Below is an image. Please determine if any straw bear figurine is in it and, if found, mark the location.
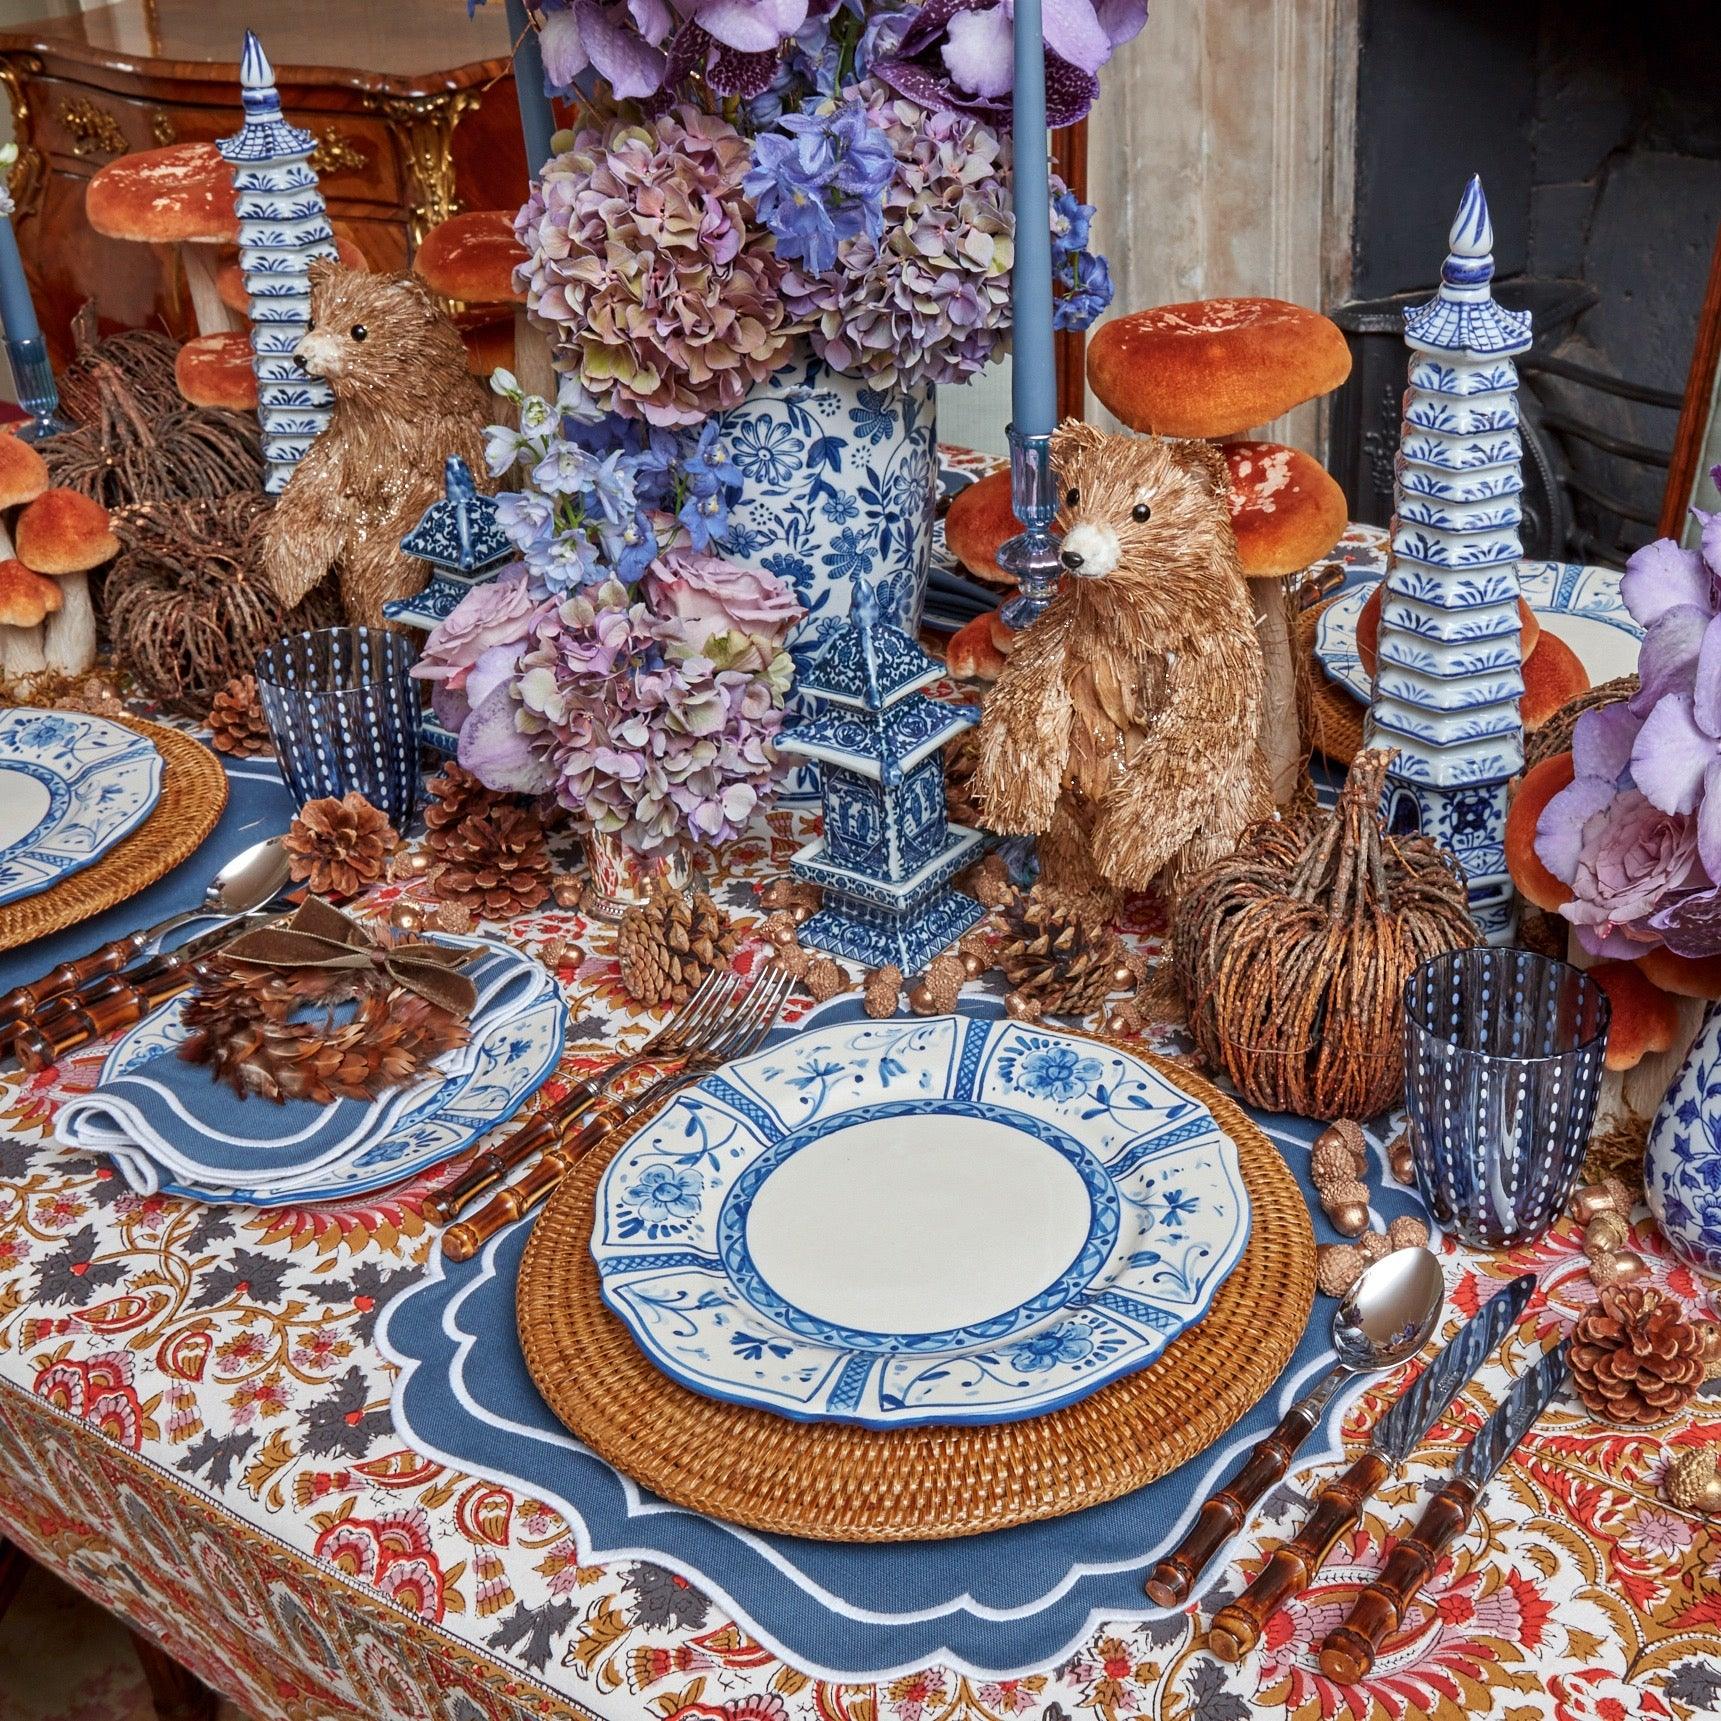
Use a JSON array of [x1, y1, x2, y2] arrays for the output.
[[260, 261, 490, 628], [973, 419, 1270, 906]]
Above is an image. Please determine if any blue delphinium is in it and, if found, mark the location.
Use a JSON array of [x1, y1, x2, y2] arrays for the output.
[[1050, 188, 1113, 332], [745, 97, 895, 274]]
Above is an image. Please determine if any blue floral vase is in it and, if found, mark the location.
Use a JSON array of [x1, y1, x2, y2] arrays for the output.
[[714, 350, 938, 801], [1645, 1001, 1721, 1280]]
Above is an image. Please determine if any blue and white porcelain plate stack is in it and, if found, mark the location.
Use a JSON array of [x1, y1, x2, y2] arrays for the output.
[[592, 1015, 1250, 1428]]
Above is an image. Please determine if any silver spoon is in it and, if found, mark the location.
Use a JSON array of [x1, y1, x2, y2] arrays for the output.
[[1144, 1245, 1444, 1606], [0, 835, 295, 1029]]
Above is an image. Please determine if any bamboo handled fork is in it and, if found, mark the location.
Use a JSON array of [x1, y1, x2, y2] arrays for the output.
[[441, 964, 797, 1262], [423, 968, 744, 1224]]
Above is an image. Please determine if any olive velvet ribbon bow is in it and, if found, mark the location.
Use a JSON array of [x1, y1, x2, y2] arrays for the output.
[[222, 897, 478, 1021]]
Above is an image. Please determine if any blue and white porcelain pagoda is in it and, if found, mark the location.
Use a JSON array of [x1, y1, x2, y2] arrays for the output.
[[218, 32, 338, 494], [780, 580, 985, 972], [1364, 175, 1532, 943], [383, 454, 513, 754]]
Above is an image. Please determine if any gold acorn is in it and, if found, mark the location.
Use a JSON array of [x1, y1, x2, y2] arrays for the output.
[[388, 900, 426, 932], [1317, 1243, 1365, 1297], [1571, 1177, 1632, 1226], [1356, 1228, 1392, 1264], [1388, 1132, 1415, 1185], [1662, 1446, 1720, 1514], [1590, 1249, 1649, 1289], [1324, 1199, 1371, 1241], [1584, 1213, 1631, 1259], [1698, 1321, 1721, 1383]]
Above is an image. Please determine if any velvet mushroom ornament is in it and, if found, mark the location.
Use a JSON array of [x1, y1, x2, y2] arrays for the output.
[[413, 209, 549, 397], [0, 436, 51, 674], [944, 468, 1022, 589], [12, 488, 118, 675], [86, 142, 239, 336], [175, 332, 259, 413]]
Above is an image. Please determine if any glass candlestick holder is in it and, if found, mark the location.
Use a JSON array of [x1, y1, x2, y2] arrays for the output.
[[6, 335, 72, 442], [997, 423, 1064, 631]]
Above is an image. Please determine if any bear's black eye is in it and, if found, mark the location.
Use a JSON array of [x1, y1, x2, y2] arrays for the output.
[[1064, 487, 1079, 508], [1131, 502, 1152, 523], [350, 324, 368, 342]]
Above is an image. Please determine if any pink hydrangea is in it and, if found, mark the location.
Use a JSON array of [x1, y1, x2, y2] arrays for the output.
[[515, 106, 796, 427]]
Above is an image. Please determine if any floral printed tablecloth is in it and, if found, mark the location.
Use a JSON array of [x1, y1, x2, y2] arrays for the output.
[[2, 627, 1719, 1719]]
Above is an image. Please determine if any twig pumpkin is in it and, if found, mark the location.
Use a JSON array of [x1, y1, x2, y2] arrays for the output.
[[1172, 749, 1476, 1118]]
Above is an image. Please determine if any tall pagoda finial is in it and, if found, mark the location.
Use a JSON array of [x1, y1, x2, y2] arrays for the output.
[[220, 30, 316, 163], [1405, 174, 1529, 358]]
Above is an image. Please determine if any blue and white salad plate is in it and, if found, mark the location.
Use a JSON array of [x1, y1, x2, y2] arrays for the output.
[[75, 939, 566, 1207], [1315, 561, 1641, 706], [0, 709, 162, 907], [591, 1016, 1250, 1428]]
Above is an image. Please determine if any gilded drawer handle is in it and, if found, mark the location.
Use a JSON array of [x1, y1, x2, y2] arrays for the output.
[[58, 95, 127, 159], [310, 129, 366, 175]]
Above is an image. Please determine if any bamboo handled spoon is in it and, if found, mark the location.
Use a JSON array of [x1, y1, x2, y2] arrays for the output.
[[1145, 1247, 1444, 1607]]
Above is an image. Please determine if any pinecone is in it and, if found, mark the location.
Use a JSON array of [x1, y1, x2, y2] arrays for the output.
[[1570, 1285, 1706, 1425], [424, 762, 495, 859], [432, 805, 552, 920], [617, 882, 739, 1004], [207, 674, 272, 757], [996, 886, 1122, 1016], [944, 725, 985, 828], [283, 792, 399, 898]]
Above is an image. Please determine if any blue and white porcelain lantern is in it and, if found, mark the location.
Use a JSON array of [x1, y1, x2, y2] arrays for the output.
[[780, 579, 984, 974], [218, 31, 338, 494], [1364, 175, 1532, 943], [382, 454, 514, 754]]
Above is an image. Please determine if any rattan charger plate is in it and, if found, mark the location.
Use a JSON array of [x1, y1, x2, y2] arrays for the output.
[[1298, 598, 1364, 768], [518, 1043, 1315, 1542], [0, 717, 228, 952]]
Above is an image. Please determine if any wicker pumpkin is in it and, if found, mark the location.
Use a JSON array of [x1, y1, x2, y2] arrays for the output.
[[1172, 748, 1476, 1118]]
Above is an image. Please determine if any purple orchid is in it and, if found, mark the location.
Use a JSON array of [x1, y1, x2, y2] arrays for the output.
[[872, 0, 1147, 126], [538, 0, 674, 99]]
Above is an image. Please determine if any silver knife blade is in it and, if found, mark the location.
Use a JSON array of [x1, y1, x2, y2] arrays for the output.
[[1454, 1338, 1569, 1489], [1370, 1272, 1536, 1465]]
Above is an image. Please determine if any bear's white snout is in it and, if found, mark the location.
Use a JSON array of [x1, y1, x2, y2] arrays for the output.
[[1059, 521, 1120, 578], [295, 328, 347, 379]]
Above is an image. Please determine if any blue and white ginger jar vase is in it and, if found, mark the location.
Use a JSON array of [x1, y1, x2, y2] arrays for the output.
[[1645, 1001, 1721, 1280], [714, 352, 937, 801]]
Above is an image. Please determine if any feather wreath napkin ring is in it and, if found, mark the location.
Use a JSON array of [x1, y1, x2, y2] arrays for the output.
[[177, 898, 478, 1104]]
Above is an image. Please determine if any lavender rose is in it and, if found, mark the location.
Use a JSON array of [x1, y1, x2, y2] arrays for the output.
[[412, 569, 543, 693], [643, 549, 802, 658]]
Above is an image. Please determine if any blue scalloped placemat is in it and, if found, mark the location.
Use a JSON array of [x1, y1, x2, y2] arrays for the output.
[[380, 995, 1430, 1681]]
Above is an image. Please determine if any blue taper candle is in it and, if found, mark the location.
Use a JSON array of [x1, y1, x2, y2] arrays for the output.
[[0, 206, 40, 347], [1009, 0, 1056, 438], [505, 0, 557, 177]]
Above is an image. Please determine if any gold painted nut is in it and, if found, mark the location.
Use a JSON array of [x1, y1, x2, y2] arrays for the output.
[[1324, 1199, 1370, 1240], [1316, 1243, 1365, 1298], [1583, 1212, 1631, 1260], [1589, 1249, 1649, 1289], [1386, 1215, 1429, 1253]]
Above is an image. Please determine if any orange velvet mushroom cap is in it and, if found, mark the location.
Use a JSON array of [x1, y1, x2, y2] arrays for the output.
[[1086, 298, 1352, 439], [1505, 750, 1575, 912], [946, 606, 1016, 681], [1587, 961, 1683, 1072], [174, 332, 259, 411], [15, 490, 119, 577], [1639, 946, 1721, 1001], [943, 469, 1021, 588], [217, 233, 368, 315], [86, 143, 238, 244], [0, 558, 62, 626], [415, 210, 528, 304], [1358, 582, 1541, 680], [1520, 631, 1590, 729], [0, 433, 50, 511], [460, 317, 516, 379], [1224, 441, 1348, 577]]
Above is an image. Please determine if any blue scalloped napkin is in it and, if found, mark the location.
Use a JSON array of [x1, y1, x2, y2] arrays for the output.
[[56, 946, 541, 1195]]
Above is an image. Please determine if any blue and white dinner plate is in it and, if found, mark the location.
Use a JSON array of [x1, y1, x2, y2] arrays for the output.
[[81, 940, 565, 1207], [0, 709, 162, 907], [1315, 560, 1641, 705], [592, 1015, 1250, 1428]]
